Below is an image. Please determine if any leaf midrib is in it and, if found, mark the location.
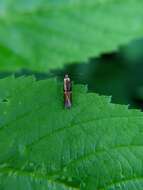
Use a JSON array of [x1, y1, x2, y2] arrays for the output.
[[0, 166, 79, 190], [100, 176, 143, 190], [1, 145, 143, 190]]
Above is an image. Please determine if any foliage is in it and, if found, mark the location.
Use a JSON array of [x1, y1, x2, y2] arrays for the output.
[[0, 0, 143, 71], [0, 0, 143, 189], [0, 77, 143, 189]]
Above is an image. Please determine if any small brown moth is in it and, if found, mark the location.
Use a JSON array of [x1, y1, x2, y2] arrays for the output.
[[64, 74, 72, 108]]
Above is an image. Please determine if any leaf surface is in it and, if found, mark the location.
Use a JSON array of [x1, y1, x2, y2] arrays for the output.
[[0, 0, 143, 71], [0, 77, 143, 189]]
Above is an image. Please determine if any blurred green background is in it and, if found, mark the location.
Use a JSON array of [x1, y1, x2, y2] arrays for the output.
[[1, 38, 143, 110]]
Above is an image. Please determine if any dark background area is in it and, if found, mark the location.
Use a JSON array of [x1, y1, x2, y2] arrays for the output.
[[1, 38, 143, 110]]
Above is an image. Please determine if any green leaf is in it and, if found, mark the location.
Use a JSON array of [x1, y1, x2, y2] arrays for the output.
[[0, 0, 143, 71], [0, 76, 143, 189]]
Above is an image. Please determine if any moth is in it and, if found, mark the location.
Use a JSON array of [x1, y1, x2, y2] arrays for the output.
[[64, 74, 72, 108]]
